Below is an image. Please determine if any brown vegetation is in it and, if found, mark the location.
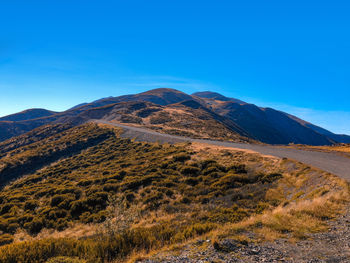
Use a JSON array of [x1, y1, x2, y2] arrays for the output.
[[0, 123, 347, 262]]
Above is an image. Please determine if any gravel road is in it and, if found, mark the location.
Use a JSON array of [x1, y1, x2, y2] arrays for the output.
[[95, 120, 350, 181]]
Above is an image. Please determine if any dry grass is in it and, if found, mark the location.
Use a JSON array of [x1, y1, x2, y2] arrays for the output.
[[127, 143, 350, 261], [13, 223, 98, 243], [2, 129, 349, 262], [187, 142, 350, 242], [219, 188, 348, 241], [214, 166, 349, 242], [288, 144, 350, 158]]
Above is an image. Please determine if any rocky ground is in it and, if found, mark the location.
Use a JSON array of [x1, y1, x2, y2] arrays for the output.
[[137, 209, 350, 263]]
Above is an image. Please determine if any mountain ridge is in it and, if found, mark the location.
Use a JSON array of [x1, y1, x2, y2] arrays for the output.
[[0, 88, 348, 145]]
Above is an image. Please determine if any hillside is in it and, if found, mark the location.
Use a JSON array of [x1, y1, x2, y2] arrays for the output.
[[288, 115, 350, 143], [192, 91, 245, 104], [0, 109, 56, 122], [195, 94, 334, 145], [99, 100, 251, 142], [0, 88, 348, 145], [0, 123, 347, 262]]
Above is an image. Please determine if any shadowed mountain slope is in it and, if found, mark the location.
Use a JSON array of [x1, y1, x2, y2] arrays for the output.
[[192, 91, 245, 104], [194, 94, 335, 145], [286, 114, 350, 144], [0, 109, 56, 122]]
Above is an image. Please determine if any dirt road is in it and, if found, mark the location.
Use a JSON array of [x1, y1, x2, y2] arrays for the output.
[[96, 120, 350, 180]]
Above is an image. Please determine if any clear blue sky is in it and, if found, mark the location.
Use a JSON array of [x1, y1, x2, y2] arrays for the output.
[[0, 0, 349, 134]]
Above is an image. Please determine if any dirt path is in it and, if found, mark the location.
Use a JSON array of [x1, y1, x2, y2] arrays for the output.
[[95, 120, 350, 181]]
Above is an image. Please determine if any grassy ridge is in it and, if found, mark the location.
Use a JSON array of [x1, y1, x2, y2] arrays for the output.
[[0, 124, 113, 186]]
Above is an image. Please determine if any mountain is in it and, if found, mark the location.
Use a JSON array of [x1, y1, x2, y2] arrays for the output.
[[206, 101, 333, 145], [193, 93, 335, 145], [286, 114, 350, 144], [0, 109, 56, 122], [0, 88, 348, 145], [90, 88, 195, 108], [99, 100, 251, 142]]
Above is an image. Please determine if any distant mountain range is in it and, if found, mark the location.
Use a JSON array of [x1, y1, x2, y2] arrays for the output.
[[0, 88, 349, 145]]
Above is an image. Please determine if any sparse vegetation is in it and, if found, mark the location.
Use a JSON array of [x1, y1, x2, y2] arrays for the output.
[[0, 123, 347, 262]]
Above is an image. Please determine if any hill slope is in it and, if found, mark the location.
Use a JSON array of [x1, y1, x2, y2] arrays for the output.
[[287, 115, 350, 143], [197, 98, 333, 145], [99, 100, 251, 142], [0, 109, 56, 122]]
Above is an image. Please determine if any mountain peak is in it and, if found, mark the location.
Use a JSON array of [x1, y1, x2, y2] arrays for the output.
[[140, 88, 186, 95], [135, 88, 193, 105]]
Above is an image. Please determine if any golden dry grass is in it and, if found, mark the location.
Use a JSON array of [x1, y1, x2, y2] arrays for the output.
[[288, 144, 350, 158], [1, 126, 349, 262], [189, 142, 350, 242]]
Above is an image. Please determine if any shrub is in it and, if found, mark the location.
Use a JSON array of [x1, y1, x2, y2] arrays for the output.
[[229, 164, 247, 174], [24, 200, 38, 211], [261, 173, 283, 183], [86, 192, 108, 209], [51, 195, 75, 208], [180, 166, 200, 176], [0, 204, 13, 215], [173, 153, 191, 162], [180, 197, 191, 204], [200, 159, 217, 169], [25, 218, 43, 235], [0, 234, 13, 246], [184, 177, 199, 186], [70, 200, 89, 218]]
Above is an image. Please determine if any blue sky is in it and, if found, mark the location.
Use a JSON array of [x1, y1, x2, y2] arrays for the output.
[[0, 0, 349, 134]]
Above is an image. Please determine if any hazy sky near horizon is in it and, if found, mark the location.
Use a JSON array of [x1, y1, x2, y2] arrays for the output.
[[0, 1, 349, 134]]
